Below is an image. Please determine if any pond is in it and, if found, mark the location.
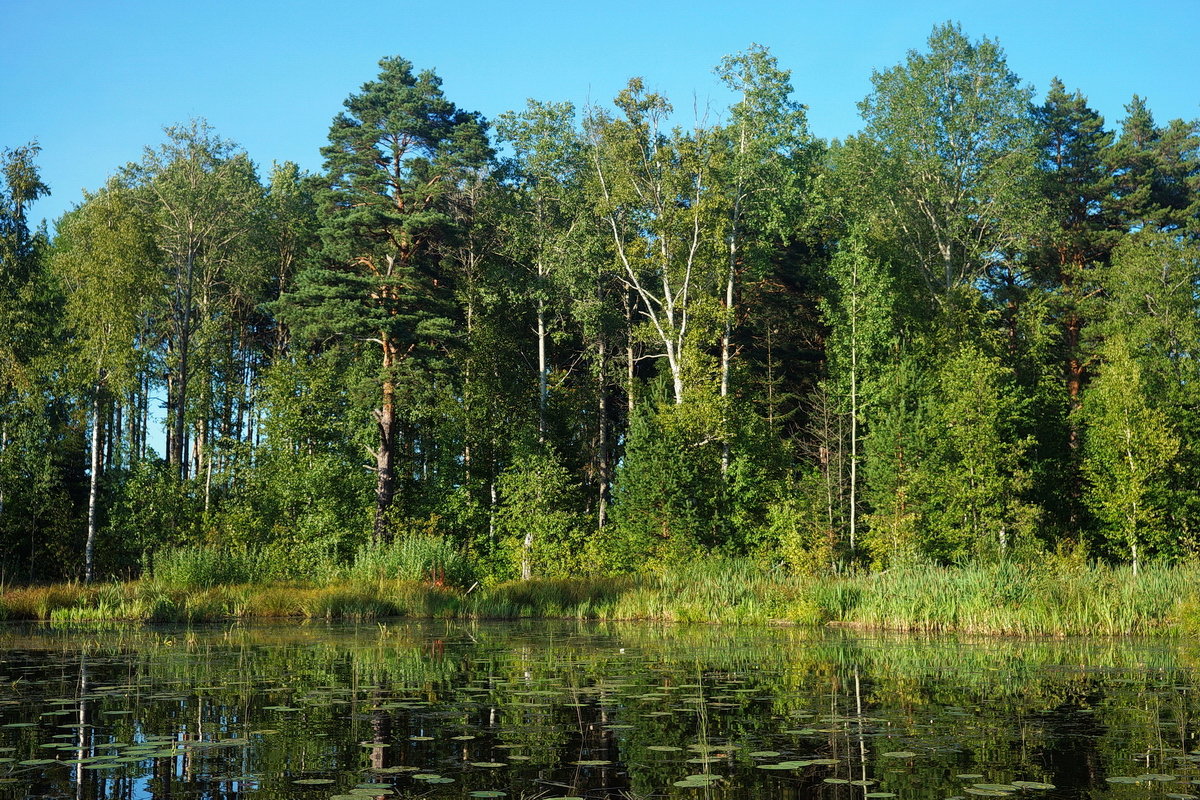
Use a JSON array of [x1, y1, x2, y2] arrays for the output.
[[0, 621, 1197, 799]]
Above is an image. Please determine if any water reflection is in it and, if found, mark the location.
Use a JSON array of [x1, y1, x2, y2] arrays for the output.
[[0, 622, 1197, 799]]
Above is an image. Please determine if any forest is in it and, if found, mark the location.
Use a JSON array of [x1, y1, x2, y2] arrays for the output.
[[1, 22, 1198, 588]]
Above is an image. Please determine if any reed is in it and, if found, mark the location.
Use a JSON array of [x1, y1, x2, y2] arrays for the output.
[[3, 557, 1199, 635]]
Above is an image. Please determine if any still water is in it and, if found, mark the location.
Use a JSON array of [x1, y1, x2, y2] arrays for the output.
[[0, 621, 1197, 799]]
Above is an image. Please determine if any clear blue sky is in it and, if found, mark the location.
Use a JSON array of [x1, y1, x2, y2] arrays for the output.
[[4, 0, 1198, 228]]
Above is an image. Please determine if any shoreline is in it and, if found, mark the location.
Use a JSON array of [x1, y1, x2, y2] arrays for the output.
[[3, 561, 1196, 637]]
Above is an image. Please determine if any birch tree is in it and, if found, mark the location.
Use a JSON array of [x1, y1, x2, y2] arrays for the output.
[[52, 181, 158, 581], [585, 79, 722, 406], [713, 46, 813, 450], [853, 23, 1042, 301], [125, 120, 260, 480], [495, 100, 584, 442]]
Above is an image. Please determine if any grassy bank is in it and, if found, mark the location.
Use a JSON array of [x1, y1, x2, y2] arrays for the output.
[[4, 554, 1200, 635]]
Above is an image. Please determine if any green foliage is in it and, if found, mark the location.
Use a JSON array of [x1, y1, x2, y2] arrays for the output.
[[608, 400, 725, 570], [1081, 337, 1179, 568], [495, 448, 585, 579], [919, 345, 1040, 562], [765, 471, 834, 575]]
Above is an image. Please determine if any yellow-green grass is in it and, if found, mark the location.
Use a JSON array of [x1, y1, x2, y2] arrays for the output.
[[6, 560, 1200, 636]]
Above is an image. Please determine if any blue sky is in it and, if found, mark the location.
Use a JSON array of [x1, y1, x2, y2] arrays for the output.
[[4, 0, 1198, 228]]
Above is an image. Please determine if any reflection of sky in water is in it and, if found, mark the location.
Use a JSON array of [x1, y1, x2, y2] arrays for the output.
[[0, 622, 1195, 799]]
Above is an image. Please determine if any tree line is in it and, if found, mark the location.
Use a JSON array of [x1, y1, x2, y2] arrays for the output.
[[2, 23, 1197, 583]]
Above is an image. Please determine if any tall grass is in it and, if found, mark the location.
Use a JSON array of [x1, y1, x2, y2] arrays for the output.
[[5, 555, 1200, 634], [150, 546, 265, 588], [346, 537, 475, 587], [843, 562, 1197, 635]]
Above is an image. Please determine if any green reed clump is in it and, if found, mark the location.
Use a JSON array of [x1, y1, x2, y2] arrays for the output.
[[471, 577, 631, 619], [838, 561, 1200, 635], [347, 537, 475, 588], [301, 586, 400, 620], [0, 583, 90, 620], [149, 545, 266, 589], [607, 557, 810, 624]]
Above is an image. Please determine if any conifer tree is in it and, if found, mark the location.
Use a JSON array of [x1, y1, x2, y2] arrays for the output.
[[279, 56, 491, 543]]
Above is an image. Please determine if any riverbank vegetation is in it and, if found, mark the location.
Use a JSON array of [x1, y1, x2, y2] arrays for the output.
[[4, 545, 1200, 636], [1, 24, 1199, 612]]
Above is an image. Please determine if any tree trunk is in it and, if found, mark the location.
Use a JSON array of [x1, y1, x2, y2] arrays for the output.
[[108, 401, 119, 469], [85, 385, 103, 584], [666, 343, 684, 405], [624, 291, 636, 415], [165, 366, 176, 467], [521, 530, 533, 581], [849, 356, 858, 557], [597, 338, 609, 531], [848, 259, 859, 557], [171, 250, 195, 481], [373, 339, 398, 544], [720, 225, 737, 473], [0, 420, 7, 516], [537, 289, 548, 444]]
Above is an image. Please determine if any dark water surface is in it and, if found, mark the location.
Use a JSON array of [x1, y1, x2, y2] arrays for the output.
[[0, 621, 1198, 800]]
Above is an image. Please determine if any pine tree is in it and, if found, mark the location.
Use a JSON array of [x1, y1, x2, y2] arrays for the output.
[[278, 56, 491, 543]]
